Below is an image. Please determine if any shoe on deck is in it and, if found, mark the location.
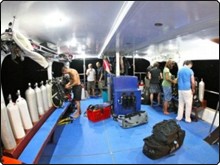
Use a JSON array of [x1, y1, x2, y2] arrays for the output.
[[163, 111, 170, 115], [73, 112, 80, 119]]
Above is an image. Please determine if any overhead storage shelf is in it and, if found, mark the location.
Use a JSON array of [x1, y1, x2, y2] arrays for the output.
[[30, 40, 58, 58]]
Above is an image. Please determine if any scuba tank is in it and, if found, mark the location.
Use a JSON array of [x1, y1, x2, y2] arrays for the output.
[[199, 78, 205, 102], [46, 80, 53, 108], [34, 82, 44, 116], [16, 90, 33, 130], [25, 83, 39, 124], [121, 93, 128, 108], [81, 83, 86, 100], [139, 80, 144, 94], [1, 101, 17, 150], [130, 92, 136, 108], [40, 81, 49, 112], [6, 94, 25, 140]]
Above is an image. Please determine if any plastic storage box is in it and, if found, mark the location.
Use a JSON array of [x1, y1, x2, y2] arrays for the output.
[[87, 103, 111, 122]]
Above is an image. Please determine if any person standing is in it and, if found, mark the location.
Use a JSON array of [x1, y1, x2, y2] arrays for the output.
[[102, 56, 112, 86], [143, 66, 152, 105], [62, 66, 82, 119], [86, 63, 96, 97], [176, 60, 195, 123], [162, 59, 176, 115], [96, 61, 104, 96], [148, 62, 163, 106]]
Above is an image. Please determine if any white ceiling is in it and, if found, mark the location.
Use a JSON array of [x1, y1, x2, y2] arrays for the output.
[[1, 1, 219, 59]]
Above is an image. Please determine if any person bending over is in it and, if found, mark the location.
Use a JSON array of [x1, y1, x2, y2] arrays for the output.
[[62, 66, 82, 119]]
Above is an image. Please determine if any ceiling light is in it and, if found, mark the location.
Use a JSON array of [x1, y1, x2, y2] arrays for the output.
[[44, 11, 69, 28], [154, 23, 163, 27]]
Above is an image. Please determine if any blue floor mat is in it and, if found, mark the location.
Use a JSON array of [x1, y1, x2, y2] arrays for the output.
[[39, 98, 219, 164]]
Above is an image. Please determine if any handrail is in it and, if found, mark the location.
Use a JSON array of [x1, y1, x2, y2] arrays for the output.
[[205, 89, 219, 95], [134, 72, 146, 81], [134, 72, 146, 74]]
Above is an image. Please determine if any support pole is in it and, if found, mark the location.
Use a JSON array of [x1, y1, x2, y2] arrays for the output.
[[133, 54, 135, 76], [116, 33, 120, 77]]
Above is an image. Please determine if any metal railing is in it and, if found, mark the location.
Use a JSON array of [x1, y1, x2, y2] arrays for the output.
[[205, 89, 219, 96], [134, 72, 146, 81]]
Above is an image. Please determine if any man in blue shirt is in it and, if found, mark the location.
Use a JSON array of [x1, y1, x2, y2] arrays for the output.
[[176, 60, 195, 123]]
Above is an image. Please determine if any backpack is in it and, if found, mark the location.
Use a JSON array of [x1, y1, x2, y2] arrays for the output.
[[142, 119, 185, 159], [152, 119, 182, 144]]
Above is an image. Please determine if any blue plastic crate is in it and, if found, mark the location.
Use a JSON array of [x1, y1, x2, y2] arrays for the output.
[[112, 89, 141, 115]]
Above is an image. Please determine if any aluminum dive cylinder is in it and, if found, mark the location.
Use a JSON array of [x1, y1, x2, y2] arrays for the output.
[[199, 78, 205, 102], [1, 101, 17, 150], [46, 80, 52, 108], [6, 94, 25, 140], [40, 81, 49, 112], [34, 82, 44, 116], [16, 90, 33, 131], [25, 83, 39, 124], [138, 80, 144, 94], [81, 83, 86, 100]]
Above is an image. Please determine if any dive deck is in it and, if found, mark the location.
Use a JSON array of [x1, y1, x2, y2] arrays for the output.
[[37, 97, 219, 164]]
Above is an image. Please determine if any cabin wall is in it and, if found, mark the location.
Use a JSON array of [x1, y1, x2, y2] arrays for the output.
[[141, 38, 219, 69], [177, 39, 219, 67]]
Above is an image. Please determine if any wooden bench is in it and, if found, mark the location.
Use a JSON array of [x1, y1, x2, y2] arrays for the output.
[[17, 101, 71, 164]]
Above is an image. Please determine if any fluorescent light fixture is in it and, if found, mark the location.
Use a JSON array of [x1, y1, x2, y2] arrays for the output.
[[70, 37, 77, 47], [98, 1, 135, 58]]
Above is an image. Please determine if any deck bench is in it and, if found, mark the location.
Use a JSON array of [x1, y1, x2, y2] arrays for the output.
[[18, 101, 71, 164]]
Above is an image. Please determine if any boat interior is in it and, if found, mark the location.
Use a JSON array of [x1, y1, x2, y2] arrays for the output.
[[1, 1, 219, 164]]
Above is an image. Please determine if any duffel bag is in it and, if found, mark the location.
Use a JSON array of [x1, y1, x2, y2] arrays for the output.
[[143, 129, 185, 160], [117, 110, 148, 128], [152, 119, 183, 144]]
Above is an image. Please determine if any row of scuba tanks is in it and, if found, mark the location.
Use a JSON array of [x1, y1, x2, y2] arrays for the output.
[[1, 80, 53, 151]]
